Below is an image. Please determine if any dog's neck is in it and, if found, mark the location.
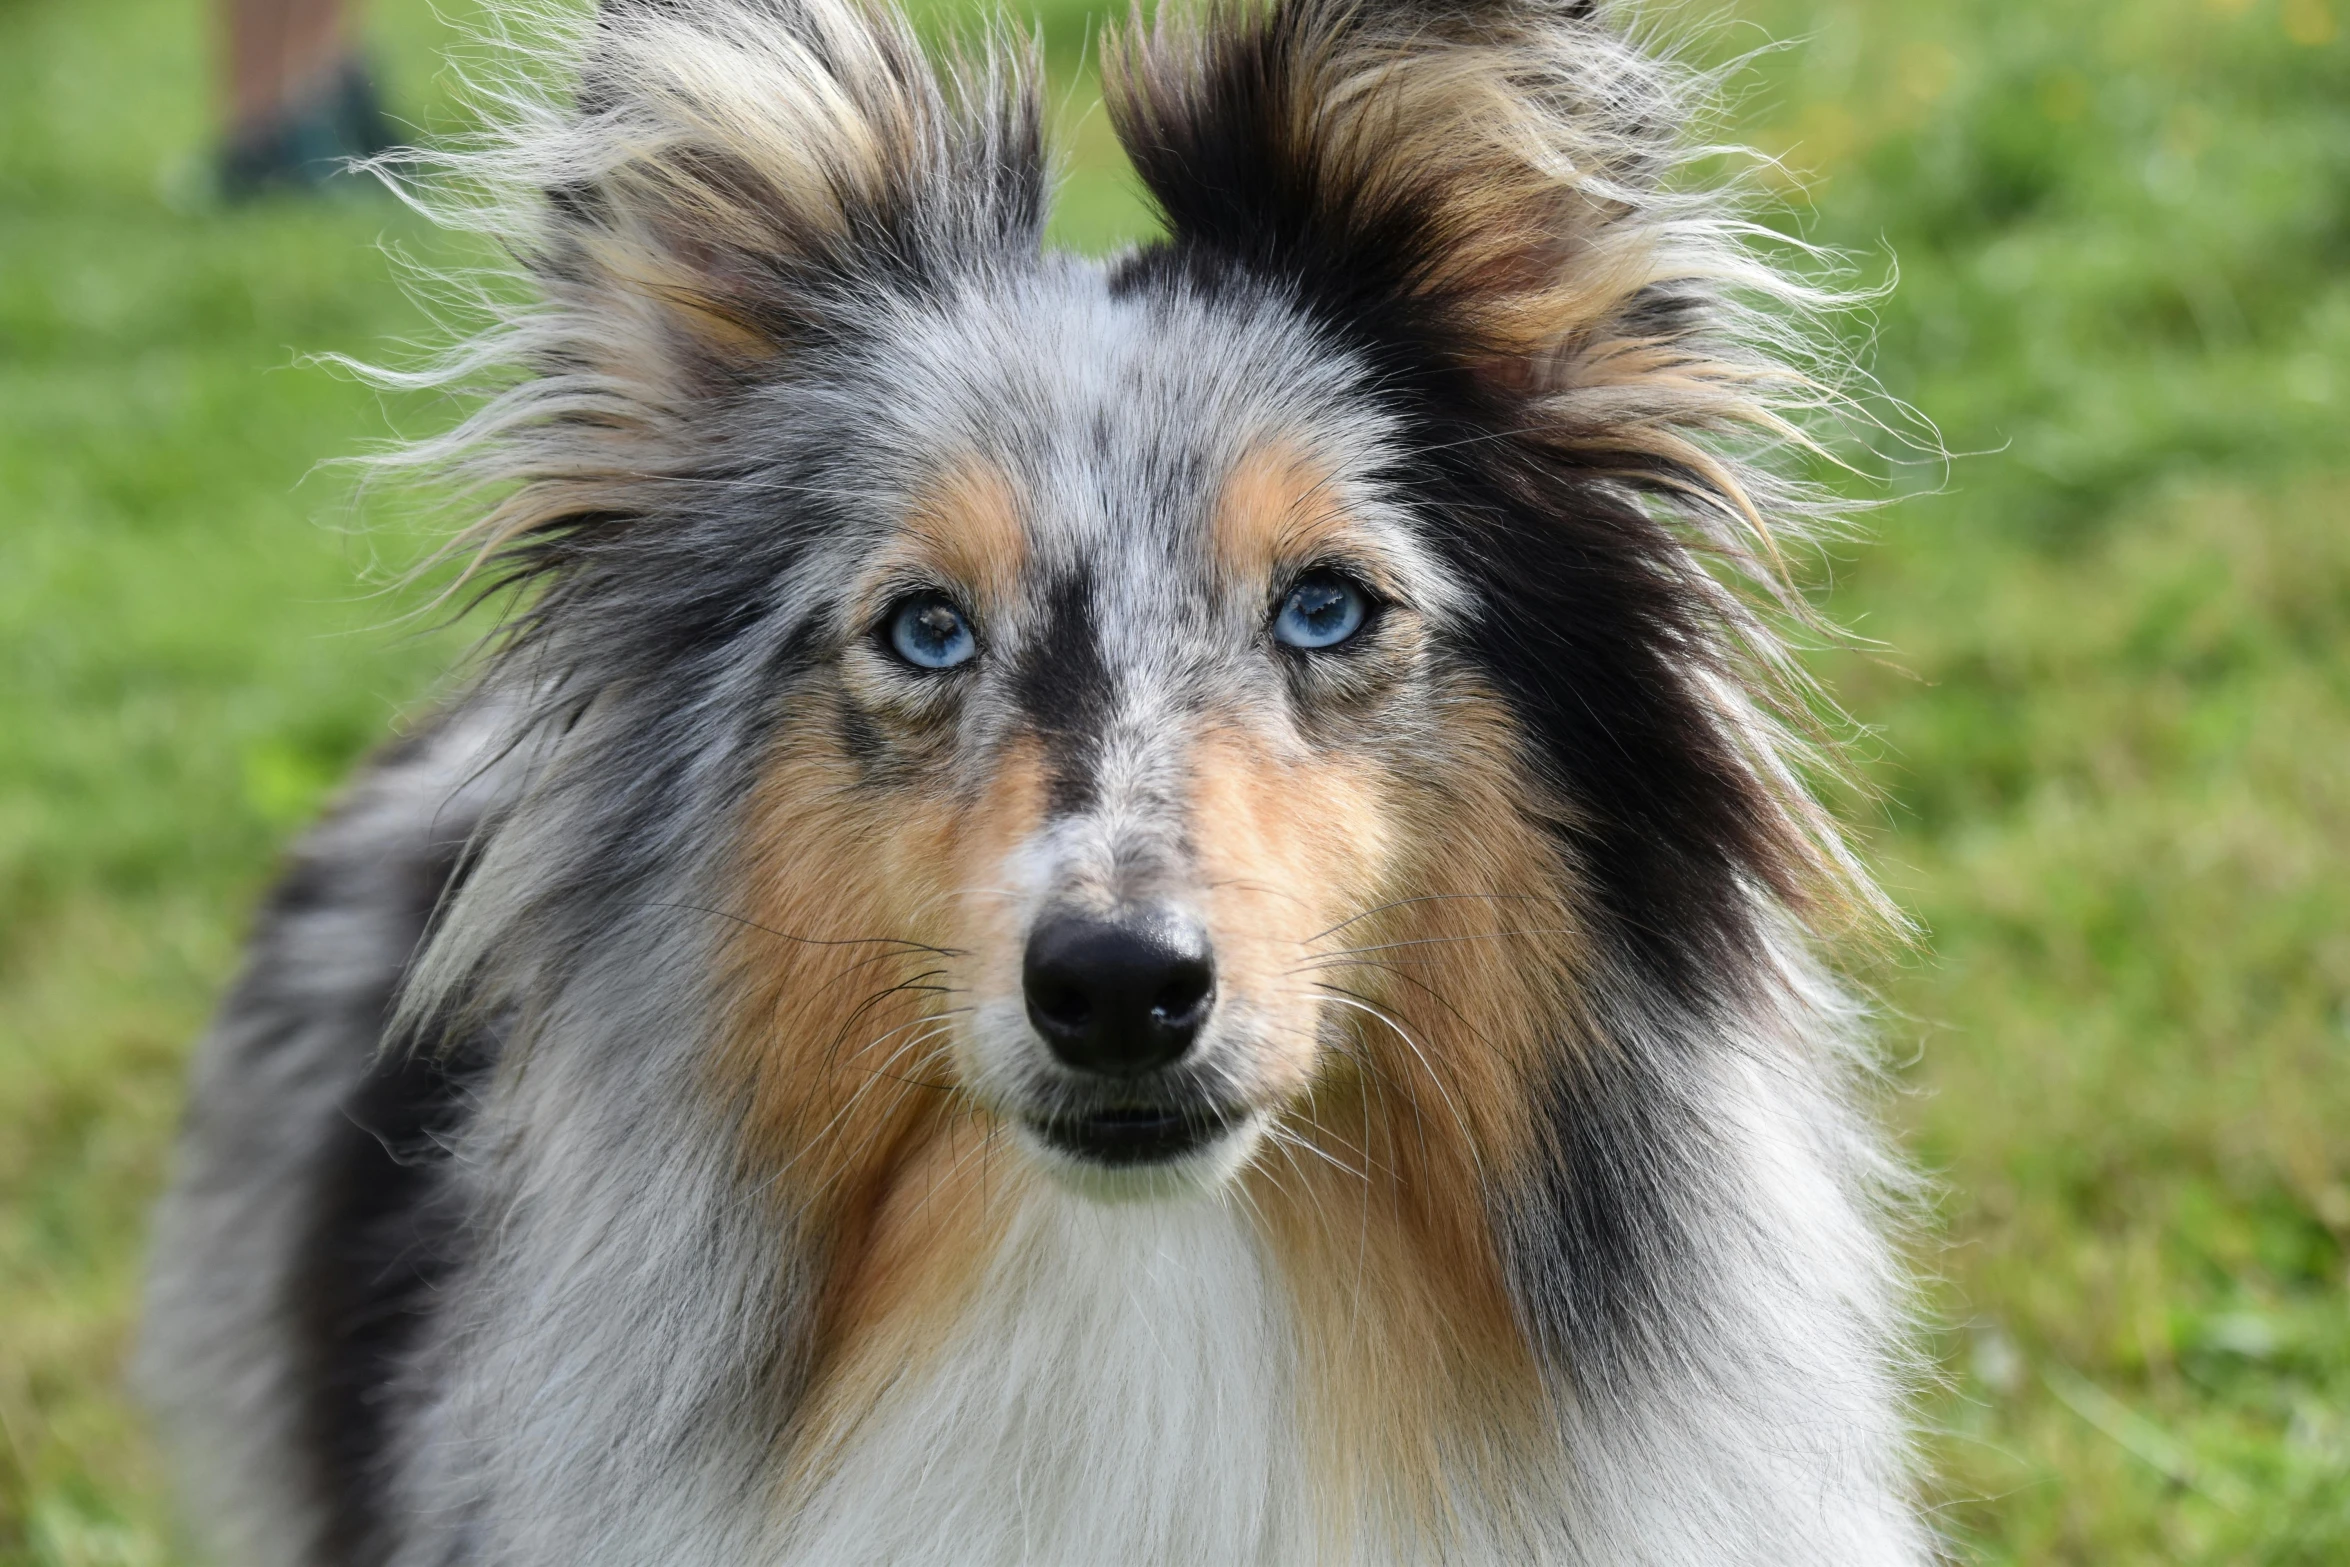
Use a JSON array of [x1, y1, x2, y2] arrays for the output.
[[782, 1184, 1307, 1564]]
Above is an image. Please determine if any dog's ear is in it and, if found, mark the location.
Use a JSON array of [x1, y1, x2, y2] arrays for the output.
[[405, 0, 1042, 593], [1109, 0, 1765, 432], [535, 0, 1044, 389]]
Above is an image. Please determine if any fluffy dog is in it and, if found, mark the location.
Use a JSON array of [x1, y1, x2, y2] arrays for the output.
[[142, 0, 1927, 1561]]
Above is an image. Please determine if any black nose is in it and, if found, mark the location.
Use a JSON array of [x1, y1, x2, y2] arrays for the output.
[[1022, 907, 1216, 1077]]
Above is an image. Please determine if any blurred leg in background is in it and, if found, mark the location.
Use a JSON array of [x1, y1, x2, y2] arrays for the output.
[[218, 0, 395, 199]]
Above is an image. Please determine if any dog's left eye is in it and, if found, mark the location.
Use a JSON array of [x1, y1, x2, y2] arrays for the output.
[[1273, 571, 1369, 650], [885, 593, 977, 670]]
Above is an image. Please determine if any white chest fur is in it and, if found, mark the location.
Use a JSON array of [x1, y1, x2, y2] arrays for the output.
[[778, 1190, 1304, 1566]]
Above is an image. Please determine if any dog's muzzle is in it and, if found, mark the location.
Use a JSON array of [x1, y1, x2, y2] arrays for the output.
[[1020, 903, 1237, 1165]]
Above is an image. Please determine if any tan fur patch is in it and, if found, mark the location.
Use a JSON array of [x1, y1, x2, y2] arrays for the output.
[[1185, 724, 1391, 1102], [785, 1116, 1033, 1485], [715, 709, 1053, 1414], [1209, 442, 1361, 593], [1183, 691, 1586, 1541], [894, 457, 1028, 617]]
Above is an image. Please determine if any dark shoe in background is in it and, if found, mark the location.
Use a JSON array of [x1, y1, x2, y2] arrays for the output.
[[217, 57, 397, 202]]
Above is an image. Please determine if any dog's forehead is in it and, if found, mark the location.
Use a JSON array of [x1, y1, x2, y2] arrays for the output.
[[861, 268, 1399, 569]]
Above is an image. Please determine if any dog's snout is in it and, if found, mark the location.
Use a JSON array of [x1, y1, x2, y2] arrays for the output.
[[1022, 906, 1216, 1076]]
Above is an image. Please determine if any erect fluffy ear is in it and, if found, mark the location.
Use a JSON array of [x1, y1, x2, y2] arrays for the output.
[[1108, 0, 1825, 543], [543, 0, 1044, 382], [387, 0, 1042, 587]]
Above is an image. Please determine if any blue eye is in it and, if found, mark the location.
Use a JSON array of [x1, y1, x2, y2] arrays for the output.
[[886, 593, 977, 670], [1273, 572, 1369, 650]]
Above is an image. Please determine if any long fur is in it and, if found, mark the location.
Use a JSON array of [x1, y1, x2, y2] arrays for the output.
[[142, 1, 1931, 1562]]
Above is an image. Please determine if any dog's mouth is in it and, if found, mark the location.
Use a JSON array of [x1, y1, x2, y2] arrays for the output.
[[1031, 1102, 1243, 1167]]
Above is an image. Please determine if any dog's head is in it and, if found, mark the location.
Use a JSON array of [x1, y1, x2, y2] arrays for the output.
[[422, 0, 1864, 1210]]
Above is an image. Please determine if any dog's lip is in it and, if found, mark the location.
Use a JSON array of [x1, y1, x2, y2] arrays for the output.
[[1030, 1102, 1244, 1167]]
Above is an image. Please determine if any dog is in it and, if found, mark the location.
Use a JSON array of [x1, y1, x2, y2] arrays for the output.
[[140, 0, 1927, 1561]]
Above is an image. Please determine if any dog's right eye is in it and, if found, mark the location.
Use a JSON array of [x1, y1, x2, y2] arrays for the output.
[[1273, 570, 1371, 651], [884, 593, 978, 671]]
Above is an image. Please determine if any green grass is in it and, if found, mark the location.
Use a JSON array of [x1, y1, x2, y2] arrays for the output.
[[2, 0, 2344, 1562]]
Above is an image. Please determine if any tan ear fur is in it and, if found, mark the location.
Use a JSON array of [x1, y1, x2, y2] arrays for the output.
[[1108, 0, 1848, 595]]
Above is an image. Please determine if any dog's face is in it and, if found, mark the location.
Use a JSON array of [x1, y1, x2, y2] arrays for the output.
[[458, 0, 1843, 1215], [717, 287, 1564, 1199], [846, 303, 1476, 1194]]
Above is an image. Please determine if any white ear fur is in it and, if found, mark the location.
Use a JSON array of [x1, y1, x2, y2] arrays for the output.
[[360, 0, 1043, 596], [553, 0, 1040, 374]]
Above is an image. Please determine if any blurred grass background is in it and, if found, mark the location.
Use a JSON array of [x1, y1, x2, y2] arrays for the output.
[[1, 0, 2345, 1561]]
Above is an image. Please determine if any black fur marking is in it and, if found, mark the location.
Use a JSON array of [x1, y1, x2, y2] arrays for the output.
[[1421, 442, 1785, 1006], [1507, 1014, 1722, 1398], [285, 828, 495, 1567], [834, 684, 891, 771], [1012, 570, 1115, 815]]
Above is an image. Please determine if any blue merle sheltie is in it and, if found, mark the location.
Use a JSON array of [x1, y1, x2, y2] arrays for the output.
[[140, 0, 1930, 1561]]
